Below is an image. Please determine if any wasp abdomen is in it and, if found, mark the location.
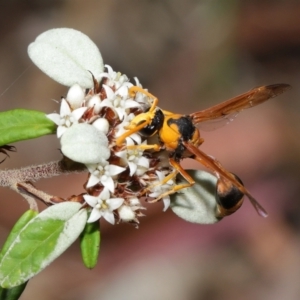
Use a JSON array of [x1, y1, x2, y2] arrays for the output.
[[216, 173, 244, 217]]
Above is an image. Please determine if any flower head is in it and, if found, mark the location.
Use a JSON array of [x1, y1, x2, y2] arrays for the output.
[[86, 159, 125, 192], [84, 188, 124, 224], [98, 64, 131, 90], [116, 139, 149, 176], [149, 171, 176, 211], [99, 84, 141, 120], [118, 197, 146, 223], [47, 98, 87, 138]]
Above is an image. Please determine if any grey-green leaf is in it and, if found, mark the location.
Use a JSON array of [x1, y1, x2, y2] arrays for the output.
[[80, 220, 100, 269], [0, 109, 56, 147], [171, 170, 221, 224], [0, 202, 87, 288]]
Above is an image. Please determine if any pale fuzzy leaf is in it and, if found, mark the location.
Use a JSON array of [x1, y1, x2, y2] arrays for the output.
[[28, 28, 104, 88], [60, 123, 110, 164], [170, 170, 221, 224]]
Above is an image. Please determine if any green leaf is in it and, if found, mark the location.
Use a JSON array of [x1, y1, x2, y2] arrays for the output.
[[0, 210, 38, 263], [80, 220, 100, 269], [0, 281, 28, 300], [0, 212, 36, 299], [0, 109, 56, 147], [0, 202, 87, 288], [171, 170, 221, 224]]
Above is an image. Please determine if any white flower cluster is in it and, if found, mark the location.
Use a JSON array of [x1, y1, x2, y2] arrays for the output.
[[47, 65, 176, 226]]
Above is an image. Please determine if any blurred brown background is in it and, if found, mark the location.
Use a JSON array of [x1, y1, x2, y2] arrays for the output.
[[1, 0, 300, 299]]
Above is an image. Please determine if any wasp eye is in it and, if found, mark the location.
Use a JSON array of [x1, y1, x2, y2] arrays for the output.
[[139, 109, 164, 137], [215, 173, 244, 217]]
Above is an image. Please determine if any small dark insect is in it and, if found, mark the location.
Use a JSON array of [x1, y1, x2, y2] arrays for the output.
[[0, 145, 16, 164]]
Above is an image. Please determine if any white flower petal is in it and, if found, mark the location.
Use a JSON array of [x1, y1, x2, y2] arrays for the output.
[[149, 191, 160, 198], [100, 176, 115, 193], [128, 134, 141, 144], [107, 198, 124, 210], [125, 138, 134, 146], [28, 28, 104, 88], [163, 197, 170, 212], [115, 107, 126, 121], [128, 162, 137, 176], [155, 171, 165, 182], [85, 163, 97, 173], [115, 150, 127, 161], [87, 208, 102, 223], [83, 195, 98, 207], [116, 85, 129, 97], [99, 187, 110, 200], [60, 98, 71, 116], [46, 113, 61, 125], [102, 211, 115, 224], [124, 99, 141, 109], [135, 166, 148, 176], [86, 174, 100, 188], [102, 84, 115, 100], [99, 99, 114, 109], [105, 64, 113, 74], [71, 106, 88, 120], [138, 156, 149, 168], [129, 197, 141, 207], [57, 126, 67, 138], [107, 165, 126, 176]]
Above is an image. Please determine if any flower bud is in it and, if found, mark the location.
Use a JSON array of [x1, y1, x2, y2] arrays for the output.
[[66, 84, 85, 109], [92, 118, 109, 134], [118, 205, 136, 222]]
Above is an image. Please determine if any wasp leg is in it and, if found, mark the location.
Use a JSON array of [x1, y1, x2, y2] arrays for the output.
[[148, 158, 195, 202], [127, 144, 161, 151], [182, 141, 268, 217], [115, 121, 154, 146], [128, 86, 159, 113], [115, 87, 159, 146]]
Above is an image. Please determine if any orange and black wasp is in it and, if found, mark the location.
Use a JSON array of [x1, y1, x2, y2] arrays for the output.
[[116, 84, 290, 218]]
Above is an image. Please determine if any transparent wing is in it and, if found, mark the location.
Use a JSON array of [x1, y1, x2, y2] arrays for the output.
[[190, 84, 291, 127], [198, 112, 239, 131]]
